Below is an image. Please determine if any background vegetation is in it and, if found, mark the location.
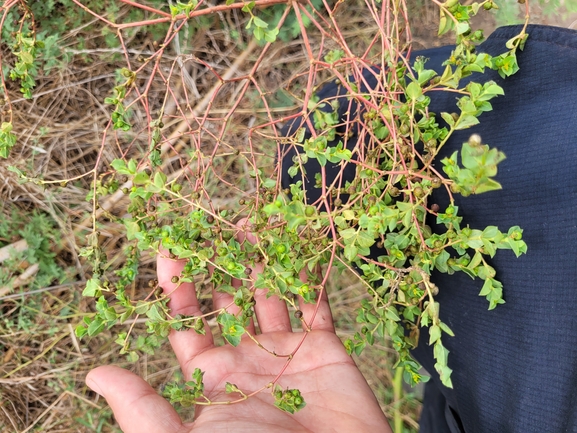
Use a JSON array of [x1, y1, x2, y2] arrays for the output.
[[0, 0, 575, 432]]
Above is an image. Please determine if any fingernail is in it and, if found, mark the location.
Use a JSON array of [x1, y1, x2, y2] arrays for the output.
[[86, 375, 104, 397]]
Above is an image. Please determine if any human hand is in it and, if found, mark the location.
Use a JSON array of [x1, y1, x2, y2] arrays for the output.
[[86, 231, 392, 433]]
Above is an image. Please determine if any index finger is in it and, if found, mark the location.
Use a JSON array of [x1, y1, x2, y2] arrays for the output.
[[297, 268, 335, 333], [157, 252, 214, 366]]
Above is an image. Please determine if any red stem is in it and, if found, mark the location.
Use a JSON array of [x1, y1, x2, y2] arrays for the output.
[[116, 0, 293, 29], [118, 0, 172, 18]]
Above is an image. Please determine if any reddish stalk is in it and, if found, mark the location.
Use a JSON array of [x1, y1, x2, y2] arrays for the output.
[[118, 0, 172, 18]]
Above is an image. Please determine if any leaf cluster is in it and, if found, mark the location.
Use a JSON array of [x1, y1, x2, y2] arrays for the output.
[[275, 1, 529, 387], [0, 209, 67, 291], [163, 368, 206, 407], [104, 69, 136, 131], [243, 1, 280, 43], [8, 31, 41, 99], [273, 386, 306, 414], [0, 122, 17, 159]]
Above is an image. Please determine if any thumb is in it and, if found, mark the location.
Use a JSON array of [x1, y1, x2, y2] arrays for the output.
[[86, 365, 188, 433]]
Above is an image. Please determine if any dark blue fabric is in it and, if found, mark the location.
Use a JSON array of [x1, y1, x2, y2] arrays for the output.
[[413, 25, 577, 433], [280, 24, 577, 432]]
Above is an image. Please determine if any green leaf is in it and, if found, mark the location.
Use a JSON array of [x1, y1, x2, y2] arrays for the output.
[[482, 225, 500, 240], [406, 81, 422, 100], [75, 323, 88, 338], [343, 339, 353, 355], [324, 49, 345, 64], [262, 178, 276, 189], [1, 122, 13, 133], [125, 220, 141, 240], [456, 22, 470, 35], [133, 171, 150, 185], [385, 307, 400, 321], [506, 237, 527, 258], [414, 58, 437, 85], [439, 321, 455, 337], [253, 16, 268, 28], [441, 112, 455, 127], [135, 301, 150, 315], [479, 278, 505, 310], [82, 278, 101, 297], [434, 342, 449, 367], [438, 10, 453, 35], [343, 244, 358, 262], [454, 114, 479, 130], [154, 171, 167, 189], [479, 278, 492, 296], [217, 313, 246, 346], [339, 227, 357, 240], [433, 251, 449, 273], [225, 382, 241, 394], [263, 27, 279, 43], [146, 304, 165, 321], [241, 1, 255, 12], [480, 82, 504, 100], [436, 363, 453, 388], [467, 250, 483, 270], [128, 159, 137, 174], [474, 178, 502, 194], [429, 324, 441, 345], [357, 230, 375, 248], [464, 230, 484, 249], [295, 127, 306, 143], [119, 307, 134, 324], [20, 51, 34, 65], [111, 159, 131, 175], [505, 35, 519, 50], [87, 316, 105, 336], [149, 149, 162, 167]]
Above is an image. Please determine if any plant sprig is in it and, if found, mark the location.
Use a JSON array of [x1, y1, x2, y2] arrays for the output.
[[66, 0, 530, 411]]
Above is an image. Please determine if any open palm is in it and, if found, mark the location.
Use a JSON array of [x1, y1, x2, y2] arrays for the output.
[[86, 251, 391, 433]]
